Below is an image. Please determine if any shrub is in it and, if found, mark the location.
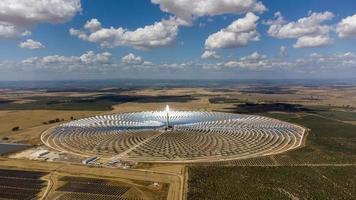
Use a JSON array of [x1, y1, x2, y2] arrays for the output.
[[2, 137, 9, 140]]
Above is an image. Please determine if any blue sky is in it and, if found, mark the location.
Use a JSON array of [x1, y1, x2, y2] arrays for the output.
[[1, 0, 356, 80]]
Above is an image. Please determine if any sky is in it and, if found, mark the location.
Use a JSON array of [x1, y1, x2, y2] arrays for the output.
[[1, 0, 356, 80]]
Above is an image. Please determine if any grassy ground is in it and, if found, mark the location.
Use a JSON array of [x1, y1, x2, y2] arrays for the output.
[[314, 110, 356, 121], [263, 112, 356, 164], [0, 110, 102, 143], [188, 166, 356, 200], [0, 110, 101, 133], [188, 108, 356, 199]]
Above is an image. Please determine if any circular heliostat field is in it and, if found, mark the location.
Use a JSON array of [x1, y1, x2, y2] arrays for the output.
[[41, 111, 305, 163]]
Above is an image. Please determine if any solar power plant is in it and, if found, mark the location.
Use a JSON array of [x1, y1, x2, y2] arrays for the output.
[[42, 110, 306, 163], [54, 176, 139, 200], [0, 169, 48, 199]]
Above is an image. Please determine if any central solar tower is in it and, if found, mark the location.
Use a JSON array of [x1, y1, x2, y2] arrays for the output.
[[165, 105, 170, 129]]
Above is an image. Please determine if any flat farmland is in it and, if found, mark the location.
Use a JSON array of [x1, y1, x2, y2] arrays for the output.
[[0, 110, 102, 144], [0, 110, 102, 133]]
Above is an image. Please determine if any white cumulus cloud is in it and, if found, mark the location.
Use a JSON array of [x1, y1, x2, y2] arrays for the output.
[[267, 11, 334, 48], [84, 18, 102, 32], [263, 12, 286, 26], [121, 53, 144, 65], [22, 51, 111, 66], [201, 50, 220, 59], [336, 14, 356, 38], [79, 51, 112, 64], [7, 51, 356, 75], [204, 12, 260, 49], [70, 17, 180, 50], [0, 0, 81, 38], [19, 39, 44, 49], [241, 51, 266, 60], [0, 23, 26, 38], [151, 0, 266, 24], [293, 35, 332, 48], [222, 51, 268, 69]]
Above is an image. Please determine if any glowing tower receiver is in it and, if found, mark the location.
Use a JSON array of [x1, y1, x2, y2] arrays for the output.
[[165, 105, 170, 128]]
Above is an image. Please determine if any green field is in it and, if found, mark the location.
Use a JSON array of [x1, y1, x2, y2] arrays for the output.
[[188, 108, 356, 199], [263, 112, 356, 164], [188, 166, 356, 200], [314, 110, 356, 121]]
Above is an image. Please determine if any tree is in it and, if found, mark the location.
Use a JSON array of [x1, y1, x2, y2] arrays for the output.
[[2, 137, 9, 141], [12, 126, 20, 131]]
